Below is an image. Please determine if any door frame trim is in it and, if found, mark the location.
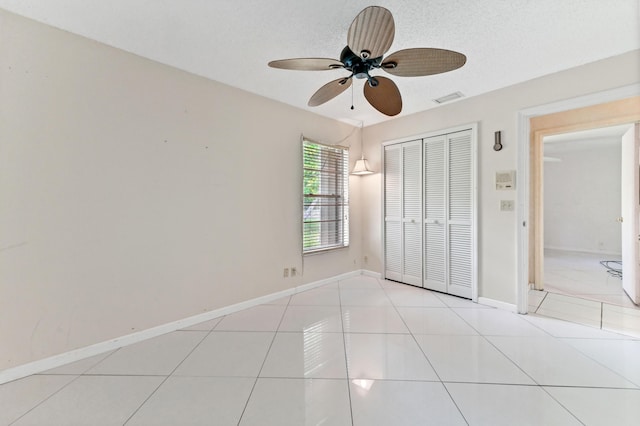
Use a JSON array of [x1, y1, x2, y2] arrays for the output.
[[516, 84, 640, 314]]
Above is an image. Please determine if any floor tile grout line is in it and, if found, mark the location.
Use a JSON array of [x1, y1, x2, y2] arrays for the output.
[[487, 331, 640, 390], [539, 383, 640, 391], [532, 293, 618, 334], [535, 290, 550, 313], [554, 340, 640, 389], [537, 290, 640, 338], [469, 332, 635, 424], [378, 277, 473, 425], [122, 325, 215, 425], [8, 374, 84, 426], [9, 345, 133, 425], [337, 278, 356, 426], [446, 304, 553, 391], [527, 313, 609, 334], [494, 318, 640, 389], [235, 295, 291, 425], [479, 335, 544, 388], [538, 385, 588, 426], [379, 279, 445, 383], [521, 309, 597, 341]]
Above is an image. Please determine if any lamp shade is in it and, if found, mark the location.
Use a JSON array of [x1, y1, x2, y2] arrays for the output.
[[351, 158, 374, 175]]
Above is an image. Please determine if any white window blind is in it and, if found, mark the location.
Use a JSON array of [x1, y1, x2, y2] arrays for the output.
[[303, 139, 349, 253]]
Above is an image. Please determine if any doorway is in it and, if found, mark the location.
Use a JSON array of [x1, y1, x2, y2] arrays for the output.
[[542, 125, 629, 305], [517, 89, 640, 335]]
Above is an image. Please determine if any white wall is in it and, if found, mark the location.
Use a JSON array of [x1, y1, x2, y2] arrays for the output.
[[361, 49, 640, 305], [0, 10, 364, 370], [544, 140, 622, 255]]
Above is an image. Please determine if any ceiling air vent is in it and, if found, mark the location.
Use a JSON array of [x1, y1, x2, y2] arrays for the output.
[[433, 91, 464, 104]]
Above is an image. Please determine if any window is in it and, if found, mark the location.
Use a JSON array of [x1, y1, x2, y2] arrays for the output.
[[302, 139, 349, 253]]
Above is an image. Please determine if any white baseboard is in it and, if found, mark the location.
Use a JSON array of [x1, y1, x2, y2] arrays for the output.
[[0, 269, 369, 385], [293, 270, 361, 293], [478, 297, 518, 313], [362, 269, 382, 278]]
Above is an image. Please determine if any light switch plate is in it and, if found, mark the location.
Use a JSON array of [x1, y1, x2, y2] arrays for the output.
[[500, 200, 515, 211]]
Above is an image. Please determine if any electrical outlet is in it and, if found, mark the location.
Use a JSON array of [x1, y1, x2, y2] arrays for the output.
[[364, 255, 368, 264], [283, 268, 289, 278], [291, 267, 297, 277]]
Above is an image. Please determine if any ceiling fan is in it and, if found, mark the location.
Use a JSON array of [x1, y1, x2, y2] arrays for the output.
[[268, 6, 466, 116]]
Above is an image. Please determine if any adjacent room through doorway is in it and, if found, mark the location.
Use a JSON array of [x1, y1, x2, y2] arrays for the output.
[[528, 123, 640, 335], [543, 125, 627, 305]]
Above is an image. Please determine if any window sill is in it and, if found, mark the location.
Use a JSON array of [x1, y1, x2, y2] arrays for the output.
[[303, 245, 350, 256]]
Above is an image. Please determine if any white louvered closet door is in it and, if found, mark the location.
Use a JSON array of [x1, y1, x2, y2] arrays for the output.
[[424, 136, 447, 292], [384, 141, 423, 285], [447, 130, 473, 298], [424, 129, 474, 299], [384, 144, 402, 282], [402, 141, 423, 286]]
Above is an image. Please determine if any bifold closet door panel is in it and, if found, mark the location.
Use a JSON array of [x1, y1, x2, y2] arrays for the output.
[[402, 141, 423, 286], [385, 221, 402, 281], [386, 128, 474, 295], [384, 145, 402, 281], [424, 222, 446, 292], [448, 130, 473, 298], [423, 136, 447, 292], [449, 224, 472, 298]]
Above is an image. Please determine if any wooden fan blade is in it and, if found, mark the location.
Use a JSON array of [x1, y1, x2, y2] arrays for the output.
[[363, 76, 402, 116], [347, 6, 395, 60], [268, 58, 344, 71], [381, 48, 466, 77], [308, 77, 352, 107]]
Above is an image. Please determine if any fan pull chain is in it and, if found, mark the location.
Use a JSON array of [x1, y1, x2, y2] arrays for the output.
[[350, 82, 354, 110]]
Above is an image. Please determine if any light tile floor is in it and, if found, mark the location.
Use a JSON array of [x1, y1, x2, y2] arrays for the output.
[[3, 275, 640, 425], [544, 249, 631, 307], [528, 249, 640, 338]]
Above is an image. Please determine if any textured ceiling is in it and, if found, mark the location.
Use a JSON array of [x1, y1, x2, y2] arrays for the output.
[[0, 0, 638, 126]]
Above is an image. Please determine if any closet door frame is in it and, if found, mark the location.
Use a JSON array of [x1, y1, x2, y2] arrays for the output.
[[381, 123, 478, 302]]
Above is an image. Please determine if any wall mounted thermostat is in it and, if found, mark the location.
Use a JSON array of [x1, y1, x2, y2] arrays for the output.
[[496, 170, 516, 190]]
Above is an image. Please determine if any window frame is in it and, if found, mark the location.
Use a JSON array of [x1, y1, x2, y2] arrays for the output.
[[302, 138, 350, 254]]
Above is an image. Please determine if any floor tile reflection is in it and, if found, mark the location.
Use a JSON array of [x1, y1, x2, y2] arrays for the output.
[[5, 275, 640, 425]]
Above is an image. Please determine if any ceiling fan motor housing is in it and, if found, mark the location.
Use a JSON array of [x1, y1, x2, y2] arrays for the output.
[[340, 46, 382, 80]]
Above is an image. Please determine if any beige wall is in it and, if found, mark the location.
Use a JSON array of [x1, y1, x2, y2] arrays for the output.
[[361, 49, 640, 305], [0, 10, 363, 370], [2, 7, 639, 372]]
